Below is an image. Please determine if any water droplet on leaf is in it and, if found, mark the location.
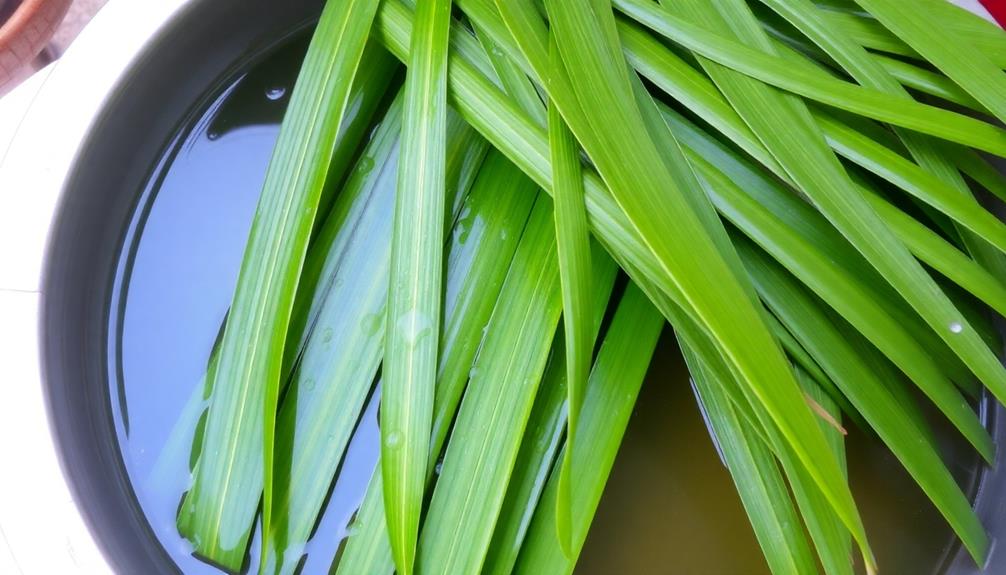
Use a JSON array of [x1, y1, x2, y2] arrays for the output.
[[265, 86, 287, 101]]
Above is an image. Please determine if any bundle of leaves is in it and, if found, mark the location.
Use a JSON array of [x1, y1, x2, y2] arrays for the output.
[[175, 1, 1006, 573]]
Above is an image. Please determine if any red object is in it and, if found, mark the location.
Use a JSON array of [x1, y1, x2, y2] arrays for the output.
[[979, 0, 1006, 26], [0, 0, 71, 90]]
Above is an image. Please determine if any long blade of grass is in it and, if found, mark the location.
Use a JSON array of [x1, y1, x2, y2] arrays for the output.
[[381, 0, 452, 571], [381, 1, 983, 411], [650, 0, 994, 563], [849, 0, 1006, 123], [177, 46, 398, 523], [483, 263, 616, 575], [873, 55, 989, 114], [864, 191, 1006, 318], [262, 97, 490, 573], [660, 106, 976, 394], [688, 351, 821, 575], [334, 152, 540, 575], [755, 0, 1006, 297], [613, 0, 1006, 157], [815, 113, 1006, 255], [473, 24, 546, 127], [741, 241, 989, 560], [415, 201, 617, 574], [689, 123, 992, 461], [667, 0, 1001, 462], [263, 94, 407, 574], [177, 0, 381, 568], [497, 0, 870, 560], [512, 284, 662, 574], [815, 7, 918, 58], [547, 91, 594, 554], [790, 368, 853, 575]]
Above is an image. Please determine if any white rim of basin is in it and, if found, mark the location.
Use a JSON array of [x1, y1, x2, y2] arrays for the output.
[[0, 0, 191, 572], [0, 1, 995, 574]]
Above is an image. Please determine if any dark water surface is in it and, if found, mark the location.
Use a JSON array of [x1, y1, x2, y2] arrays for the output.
[[107, 33, 982, 575]]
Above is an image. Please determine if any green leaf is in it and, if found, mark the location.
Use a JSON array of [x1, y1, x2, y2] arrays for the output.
[[415, 197, 618, 573], [741, 242, 989, 563], [483, 256, 616, 575], [873, 55, 990, 115], [815, 7, 917, 58], [473, 24, 546, 126], [262, 95, 490, 574], [264, 93, 407, 574], [816, 113, 1006, 257], [688, 347, 821, 575], [613, 0, 1006, 156], [334, 151, 540, 575], [177, 0, 382, 568], [381, 0, 452, 571], [690, 150, 991, 461], [849, 0, 1006, 124], [379, 10, 867, 562], [513, 284, 663, 574], [546, 0, 871, 564], [547, 92, 595, 555], [659, 106, 976, 394], [863, 191, 1006, 319], [786, 368, 853, 575]]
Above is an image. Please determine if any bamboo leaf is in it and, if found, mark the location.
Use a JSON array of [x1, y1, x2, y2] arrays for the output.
[[381, 0, 452, 571], [177, 0, 382, 568], [513, 284, 663, 574]]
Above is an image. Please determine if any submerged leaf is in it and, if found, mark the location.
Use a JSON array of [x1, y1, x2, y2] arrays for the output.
[[178, 0, 382, 568]]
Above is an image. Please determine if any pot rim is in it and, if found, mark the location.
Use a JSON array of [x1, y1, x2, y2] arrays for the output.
[[0, 0, 999, 574], [0, 0, 191, 571]]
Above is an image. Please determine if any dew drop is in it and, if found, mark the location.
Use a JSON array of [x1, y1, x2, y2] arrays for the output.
[[357, 156, 375, 174], [385, 431, 402, 449], [265, 86, 287, 101], [304, 378, 316, 391], [435, 461, 444, 475], [322, 327, 333, 343], [396, 310, 433, 345], [346, 519, 363, 536], [949, 321, 964, 334]]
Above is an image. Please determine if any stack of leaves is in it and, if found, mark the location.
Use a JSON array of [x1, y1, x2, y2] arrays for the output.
[[176, 0, 1006, 573]]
